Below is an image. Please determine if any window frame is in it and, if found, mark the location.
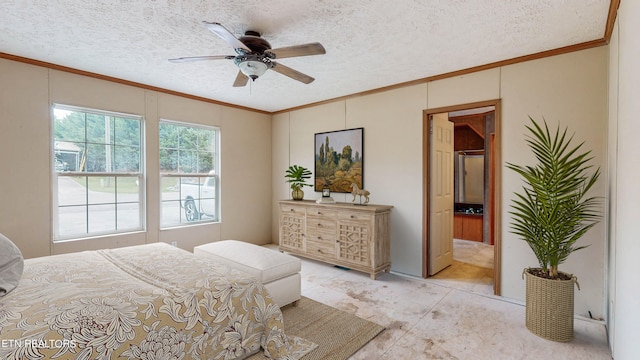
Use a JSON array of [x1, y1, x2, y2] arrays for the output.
[[159, 119, 220, 228], [51, 104, 145, 242]]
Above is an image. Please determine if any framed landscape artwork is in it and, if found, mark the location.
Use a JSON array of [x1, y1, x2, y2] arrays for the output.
[[314, 127, 364, 193]]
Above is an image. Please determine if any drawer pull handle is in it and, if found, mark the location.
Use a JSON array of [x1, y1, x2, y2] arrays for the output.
[[317, 236, 322, 240], [317, 223, 322, 227], [290, 209, 294, 212], [350, 215, 355, 219], [317, 249, 324, 254]]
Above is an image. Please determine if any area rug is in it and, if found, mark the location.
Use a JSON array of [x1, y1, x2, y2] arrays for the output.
[[249, 297, 385, 360]]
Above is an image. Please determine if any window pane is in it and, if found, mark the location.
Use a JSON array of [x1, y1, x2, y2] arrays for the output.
[[197, 129, 214, 151], [114, 145, 140, 172], [85, 143, 108, 172], [160, 176, 181, 227], [57, 205, 88, 238], [179, 150, 198, 173], [55, 142, 85, 172], [160, 149, 178, 172], [116, 176, 141, 197], [117, 202, 141, 230], [88, 176, 116, 205], [86, 113, 111, 144], [114, 117, 140, 146], [116, 176, 141, 229], [161, 176, 178, 198], [53, 109, 85, 142], [179, 127, 198, 150], [197, 151, 213, 173], [161, 201, 182, 227], [160, 123, 178, 149], [88, 204, 115, 233], [58, 176, 88, 207]]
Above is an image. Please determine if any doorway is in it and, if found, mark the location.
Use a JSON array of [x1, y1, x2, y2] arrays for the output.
[[422, 99, 502, 295]]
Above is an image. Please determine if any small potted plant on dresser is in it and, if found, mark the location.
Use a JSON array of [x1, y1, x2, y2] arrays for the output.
[[285, 165, 312, 200], [507, 117, 601, 342]]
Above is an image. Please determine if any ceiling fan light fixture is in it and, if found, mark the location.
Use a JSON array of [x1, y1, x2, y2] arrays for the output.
[[238, 60, 268, 81]]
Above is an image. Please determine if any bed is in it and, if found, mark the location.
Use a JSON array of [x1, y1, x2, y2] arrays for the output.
[[0, 242, 316, 360]]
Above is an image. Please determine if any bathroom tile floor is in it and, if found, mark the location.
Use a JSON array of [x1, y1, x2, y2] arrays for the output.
[[429, 239, 495, 296], [452, 238, 495, 269], [295, 254, 612, 359]]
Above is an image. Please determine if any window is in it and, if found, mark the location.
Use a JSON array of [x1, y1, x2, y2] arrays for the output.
[[159, 120, 220, 227], [52, 105, 144, 241]]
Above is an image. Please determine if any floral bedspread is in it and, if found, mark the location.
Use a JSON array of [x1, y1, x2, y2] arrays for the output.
[[0, 243, 315, 360]]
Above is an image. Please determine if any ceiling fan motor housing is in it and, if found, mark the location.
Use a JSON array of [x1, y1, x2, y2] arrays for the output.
[[238, 31, 272, 54]]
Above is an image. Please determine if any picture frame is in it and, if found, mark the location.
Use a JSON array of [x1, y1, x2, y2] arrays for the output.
[[314, 127, 364, 193]]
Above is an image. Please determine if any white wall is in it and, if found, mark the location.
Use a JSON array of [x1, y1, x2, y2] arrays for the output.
[[0, 60, 51, 259], [219, 106, 273, 244], [345, 84, 427, 274], [500, 47, 608, 317], [272, 47, 609, 318], [271, 112, 291, 242], [0, 59, 273, 258], [609, 1, 640, 358]]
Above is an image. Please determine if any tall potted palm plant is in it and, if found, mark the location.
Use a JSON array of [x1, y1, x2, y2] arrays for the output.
[[507, 117, 601, 342]]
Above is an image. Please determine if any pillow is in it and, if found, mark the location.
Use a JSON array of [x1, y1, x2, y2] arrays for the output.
[[0, 233, 24, 297]]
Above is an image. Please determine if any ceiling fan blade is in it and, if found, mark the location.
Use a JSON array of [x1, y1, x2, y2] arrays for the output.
[[233, 71, 249, 87], [168, 55, 234, 63], [203, 21, 251, 53], [271, 62, 315, 84], [268, 42, 326, 59]]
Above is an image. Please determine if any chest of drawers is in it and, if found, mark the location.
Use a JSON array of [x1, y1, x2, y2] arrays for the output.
[[279, 200, 393, 279]]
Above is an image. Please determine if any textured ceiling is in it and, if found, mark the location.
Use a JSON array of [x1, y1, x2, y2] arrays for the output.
[[0, 1, 610, 112]]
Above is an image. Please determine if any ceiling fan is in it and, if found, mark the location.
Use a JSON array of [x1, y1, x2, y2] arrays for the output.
[[169, 21, 326, 87]]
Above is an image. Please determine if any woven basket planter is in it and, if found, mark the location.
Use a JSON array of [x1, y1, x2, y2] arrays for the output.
[[523, 268, 579, 342]]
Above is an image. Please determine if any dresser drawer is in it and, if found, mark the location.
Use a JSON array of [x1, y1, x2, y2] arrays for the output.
[[280, 204, 306, 215], [337, 211, 373, 222], [306, 208, 338, 219], [306, 228, 337, 242], [306, 216, 337, 232], [307, 239, 336, 257]]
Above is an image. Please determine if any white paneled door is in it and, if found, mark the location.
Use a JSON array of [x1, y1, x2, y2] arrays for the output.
[[428, 113, 454, 275]]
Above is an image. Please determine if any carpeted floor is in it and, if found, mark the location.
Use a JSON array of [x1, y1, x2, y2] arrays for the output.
[[248, 296, 384, 360]]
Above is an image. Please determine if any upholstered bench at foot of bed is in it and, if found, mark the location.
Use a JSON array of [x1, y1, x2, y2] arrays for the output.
[[193, 240, 301, 307]]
